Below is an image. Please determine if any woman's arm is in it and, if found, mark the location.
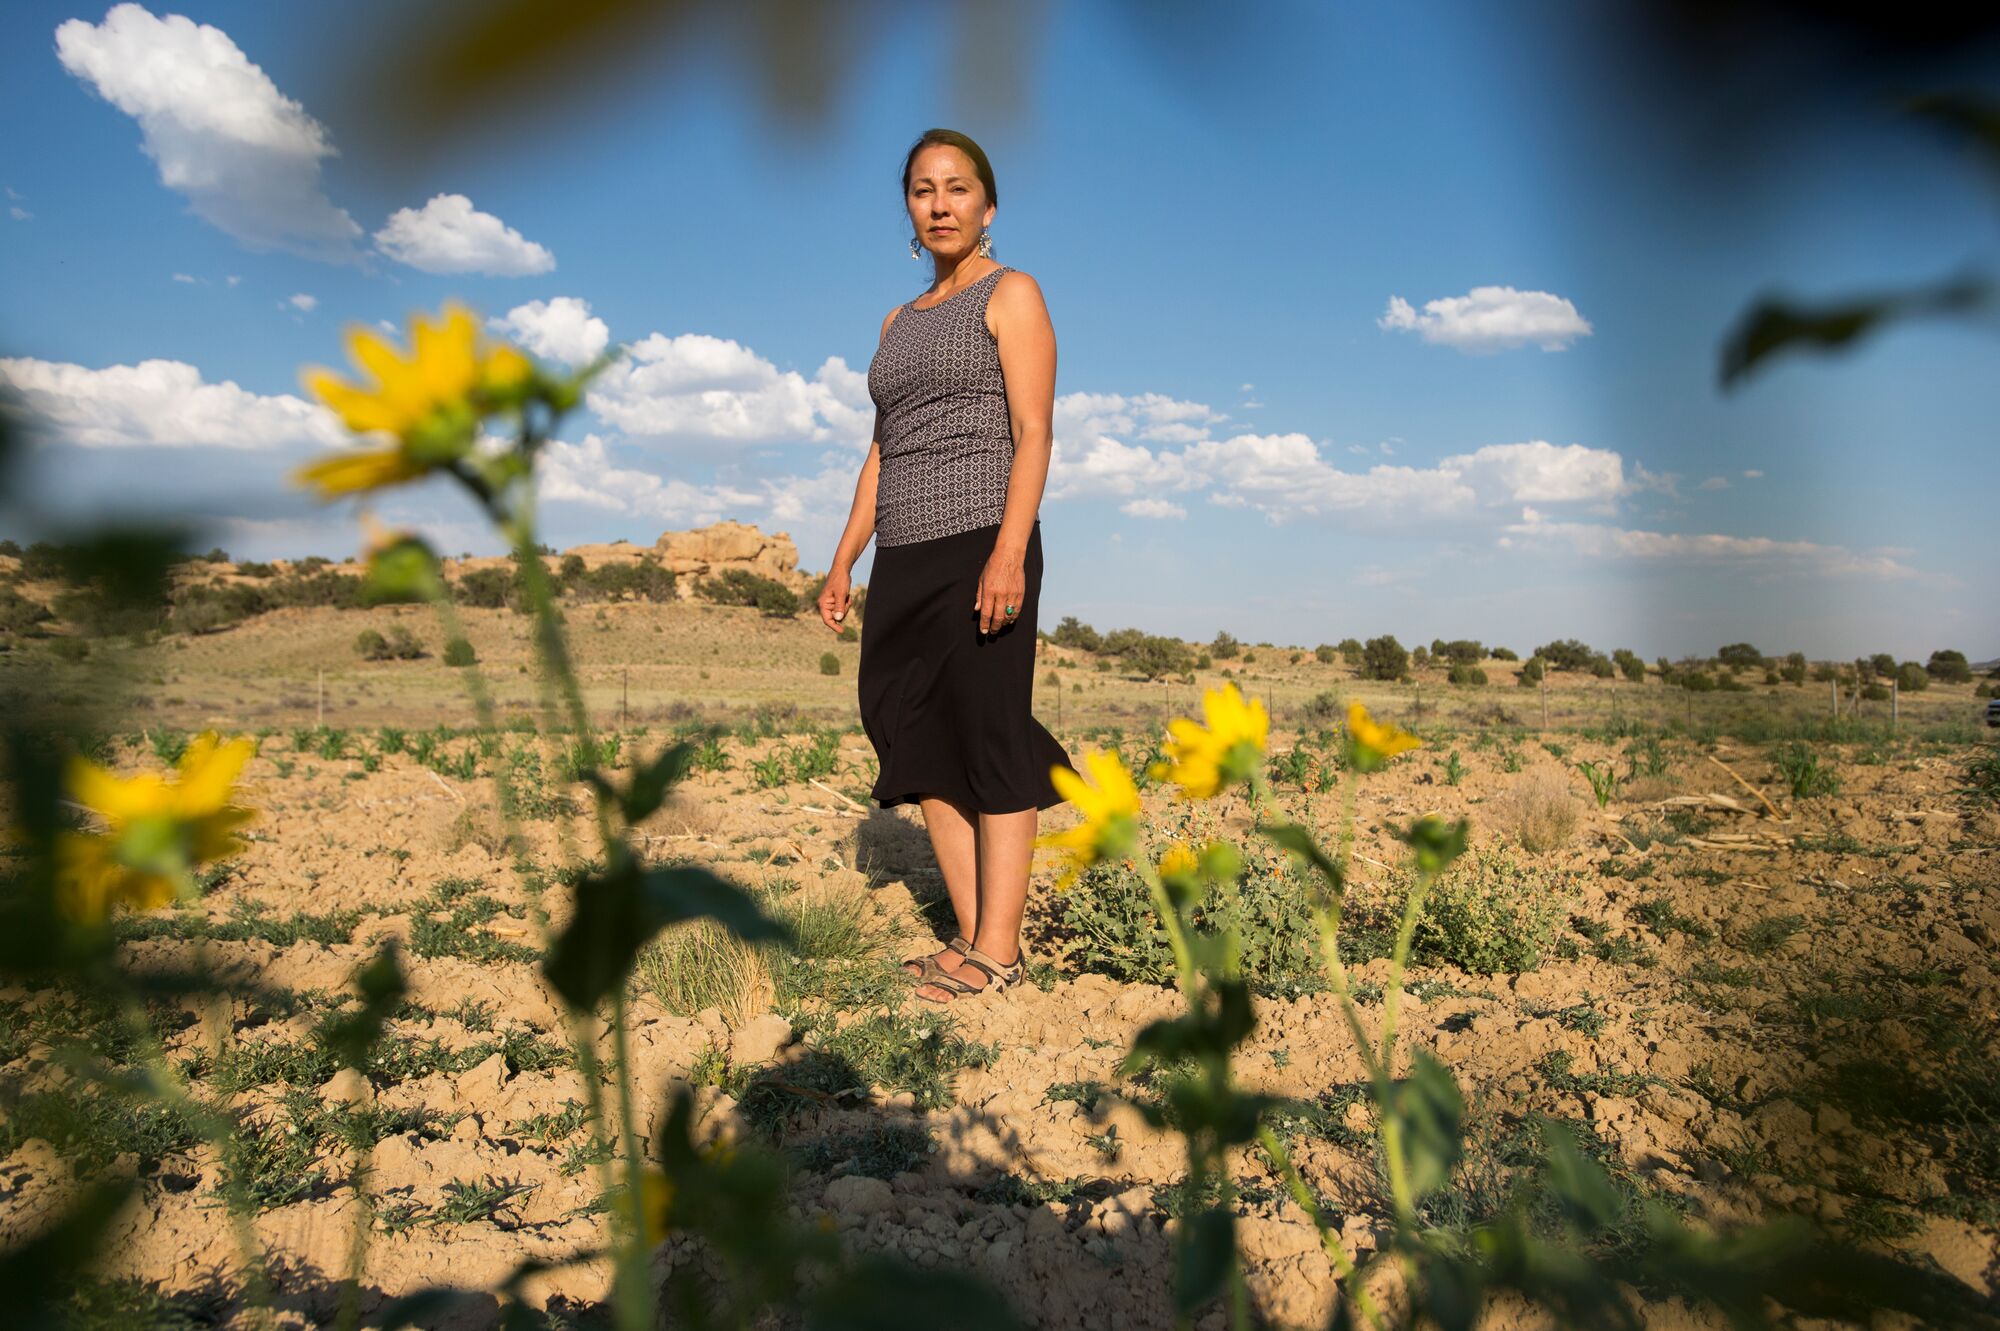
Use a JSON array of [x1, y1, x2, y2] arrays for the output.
[[830, 430, 881, 576], [972, 271, 1056, 634], [817, 308, 899, 633], [988, 271, 1057, 564]]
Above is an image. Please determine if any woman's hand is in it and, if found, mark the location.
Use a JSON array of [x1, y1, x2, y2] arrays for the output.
[[818, 566, 853, 634], [974, 547, 1026, 635]]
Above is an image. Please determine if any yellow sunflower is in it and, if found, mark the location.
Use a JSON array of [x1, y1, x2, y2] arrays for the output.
[[55, 731, 257, 926], [1146, 682, 1270, 800], [1035, 749, 1143, 890], [1344, 701, 1420, 773], [293, 301, 537, 499]]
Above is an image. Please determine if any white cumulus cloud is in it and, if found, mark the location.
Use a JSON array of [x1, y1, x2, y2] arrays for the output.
[[55, 3, 363, 260], [588, 332, 871, 448], [288, 292, 317, 312], [373, 193, 555, 276], [492, 297, 609, 367], [1501, 511, 1914, 579], [0, 355, 346, 450], [1378, 285, 1592, 353]]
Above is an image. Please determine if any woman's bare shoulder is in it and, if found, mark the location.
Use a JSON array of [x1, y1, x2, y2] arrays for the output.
[[990, 267, 1047, 311]]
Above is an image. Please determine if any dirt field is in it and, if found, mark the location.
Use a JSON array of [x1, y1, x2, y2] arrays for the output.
[[2, 601, 1995, 1329]]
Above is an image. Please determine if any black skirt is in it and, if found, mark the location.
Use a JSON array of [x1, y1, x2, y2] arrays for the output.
[[859, 519, 1077, 814]]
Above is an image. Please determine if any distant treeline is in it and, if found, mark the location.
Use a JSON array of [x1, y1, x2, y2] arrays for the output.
[[0, 538, 824, 641], [1043, 614, 1991, 694]]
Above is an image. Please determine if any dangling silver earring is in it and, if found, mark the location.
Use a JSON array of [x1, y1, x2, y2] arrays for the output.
[[977, 229, 993, 258], [909, 235, 922, 259]]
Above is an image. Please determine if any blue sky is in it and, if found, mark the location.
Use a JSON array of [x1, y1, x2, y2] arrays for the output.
[[2, 1, 1993, 660]]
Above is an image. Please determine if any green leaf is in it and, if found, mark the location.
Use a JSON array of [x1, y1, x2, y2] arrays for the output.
[[1718, 273, 1987, 389], [320, 941, 408, 1069], [1256, 818, 1344, 900], [808, 1255, 1025, 1330], [542, 851, 790, 1011], [0, 1177, 137, 1331], [622, 741, 695, 823], [1417, 1247, 1488, 1331], [363, 535, 444, 605], [1120, 979, 1256, 1074], [1904, 92, 2000, 167], [1388, 1050, 1464, 1200], [1175, 1205, 1236, 1313], [1399, 816, 1468, 878], [49, 525, 191, 609], [1539, 1119, 1625, 1233]]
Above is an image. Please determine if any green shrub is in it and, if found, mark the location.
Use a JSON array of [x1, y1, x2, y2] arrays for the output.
[[1056, 851, 1324, 993], [1297, 690, 1344, 725], [1052, 616, 1102, 652], [166, 581, 265, 635], [1490, 647, 1518, 662], [453, 566, 520, 611], [1447, 663, 1487, 687], [1517, 656, 1545, 688], [569, 556, 677, 603], [695, 568, 799, 616], [818, 651, 839, 676], [1410, 846, 1575, 974], [1925, 650, 1971, 684], [1209, 631, 1240, 659], [264, 569, 362, 610], [1121, 635, 1196, 682], [443, 638, 478, 667], [357, 626, 424, 661], [1894, 661, 1930, 693], [0, 585, 53, 637], [1533, 639, 1595, 671], [1360, 634, 1408, 681]]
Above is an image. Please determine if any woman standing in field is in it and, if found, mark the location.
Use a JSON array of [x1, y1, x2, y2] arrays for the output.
[[817, 128, 1077, 1005]]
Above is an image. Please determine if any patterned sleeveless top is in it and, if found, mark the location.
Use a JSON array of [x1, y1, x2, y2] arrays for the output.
[[866, 264, 1026, 546]]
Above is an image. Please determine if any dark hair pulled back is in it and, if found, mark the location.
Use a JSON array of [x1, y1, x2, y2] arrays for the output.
[[900, 128, 997, 207]]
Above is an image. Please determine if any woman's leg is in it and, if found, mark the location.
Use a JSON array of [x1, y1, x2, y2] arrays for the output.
[[907, 793, 979, 983], [916, 805, 1035, 999]]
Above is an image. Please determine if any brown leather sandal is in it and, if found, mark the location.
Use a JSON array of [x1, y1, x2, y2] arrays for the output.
[[912, 945, 1025, 1004], [901, 934, 970, 986]]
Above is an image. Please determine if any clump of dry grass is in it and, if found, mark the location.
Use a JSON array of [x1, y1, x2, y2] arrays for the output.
[[645, 791, 719, 840], [637, 917, 774, 1022], [1490, 765, 1580, 853], [438, 798, 510, 857], [636, 876, 889, 1023]]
